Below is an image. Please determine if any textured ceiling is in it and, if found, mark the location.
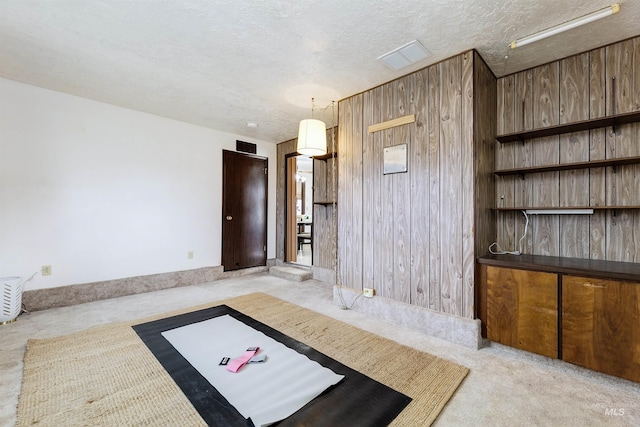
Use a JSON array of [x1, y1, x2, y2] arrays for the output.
[[1, 1, 638, 143]]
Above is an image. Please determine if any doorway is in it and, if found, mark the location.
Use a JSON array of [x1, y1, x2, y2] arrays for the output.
[[221, 150, 268, 271], [285, 154, 313, 266]]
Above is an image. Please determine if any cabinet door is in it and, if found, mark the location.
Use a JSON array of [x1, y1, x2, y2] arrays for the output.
[[562, 275, 640, 382], [487, 266, 558, 358]]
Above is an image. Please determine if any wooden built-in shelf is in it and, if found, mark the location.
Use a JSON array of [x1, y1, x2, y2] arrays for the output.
[[478, 254, 640, 284], [494, 156, 640, 176], [313, 152, 337, 161], [314, 201, 337, 206], [493, 205, 640, 212], [495, 110, 640, 143], [494, 112, 640, 214]]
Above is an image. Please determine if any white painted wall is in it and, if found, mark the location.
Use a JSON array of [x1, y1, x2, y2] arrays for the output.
[[0, 78, 277, 291]]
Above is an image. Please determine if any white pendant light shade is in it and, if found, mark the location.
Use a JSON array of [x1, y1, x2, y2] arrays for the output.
[[297, 118, 327, 156]]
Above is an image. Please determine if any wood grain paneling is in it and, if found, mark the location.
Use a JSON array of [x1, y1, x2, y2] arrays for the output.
[[635, 38, 640, 263], [559, 54, 590, 258], [312, 128, 338, 270], [338, 95, 364, 289], [531, 62, 560, 256], [486, 266, 558, 358], [589, 47, 607, 260], [427, 64, 442, 311], [514, 70, 533, 253], [350, 95, 364, 289], [562, 275, 640, 382], [362, 89, 377, 291], [462, 52, 475, 318], [337, 100, 347, 285], [276, 138, 297, 261], [286, 156, 297, 262], [439, 55, 463, 315], [606, 39, 638, 262], [278, 130, 338, 269], [410, 69, 430, 308], [392, 75, 412, 303], [371, 87, 385, 295], [473, 52, 497, 318], [337, 49, 496, 319], [496, 75, 516, 251], [380, 83, 395, 299], [495, 35, 640, 263]]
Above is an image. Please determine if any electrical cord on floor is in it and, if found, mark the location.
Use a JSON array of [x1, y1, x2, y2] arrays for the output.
[[488, 210, 529, 255], [336, 284, 363, 310], [19, 270, 39, 315]]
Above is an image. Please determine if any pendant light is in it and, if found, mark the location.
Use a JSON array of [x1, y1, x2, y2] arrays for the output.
[[297, 98, 327, 156]]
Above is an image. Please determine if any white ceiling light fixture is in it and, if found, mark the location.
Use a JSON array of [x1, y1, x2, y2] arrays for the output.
[[297, 98, 327, 156], [510, 3, 620, 49], [525, 209, 594, 215], [378, 40, 431, 71]]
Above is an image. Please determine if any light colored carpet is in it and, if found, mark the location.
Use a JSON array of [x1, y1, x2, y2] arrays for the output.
[[17, 292, 468, 426]]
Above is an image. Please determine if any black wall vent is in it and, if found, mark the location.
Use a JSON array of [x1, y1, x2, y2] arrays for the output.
[[236, 140, 257, 154]]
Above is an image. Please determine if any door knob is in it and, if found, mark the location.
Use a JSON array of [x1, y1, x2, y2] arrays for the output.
[[226, 215, 233, 220]]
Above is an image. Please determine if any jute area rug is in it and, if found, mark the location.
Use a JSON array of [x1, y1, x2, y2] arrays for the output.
[[17, 292, 468, 426]]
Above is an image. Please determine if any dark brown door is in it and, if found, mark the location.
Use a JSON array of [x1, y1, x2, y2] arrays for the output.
[[222, 150, 268, 271]]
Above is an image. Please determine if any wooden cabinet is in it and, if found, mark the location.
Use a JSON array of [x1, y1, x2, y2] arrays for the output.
[[478, 254, 640, 383], [486, 266, 558, 358], [562, 275, 640, 382]]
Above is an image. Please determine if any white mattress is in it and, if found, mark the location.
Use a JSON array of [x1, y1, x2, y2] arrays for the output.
[[161, 314, 344, 426]]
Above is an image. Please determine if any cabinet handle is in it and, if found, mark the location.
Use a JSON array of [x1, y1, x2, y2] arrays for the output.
[[583, 282, 604, 288], [226, 216, 233, 220]]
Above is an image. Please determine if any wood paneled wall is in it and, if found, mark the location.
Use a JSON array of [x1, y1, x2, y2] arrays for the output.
[[276, 138, 297, 261], [338, 51, 496, 319], [312, 128, 338, 270], [496, 36, 640, 262], [276, 128, 338, 269]]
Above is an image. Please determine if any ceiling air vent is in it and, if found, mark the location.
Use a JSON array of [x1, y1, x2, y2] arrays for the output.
[[377, 40, 431, 71]]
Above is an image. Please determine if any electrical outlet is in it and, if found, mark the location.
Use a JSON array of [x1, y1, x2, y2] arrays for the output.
[[41, 265, 52, 276], [188, 251, 194, 259], [363, 288, 375, 298]]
